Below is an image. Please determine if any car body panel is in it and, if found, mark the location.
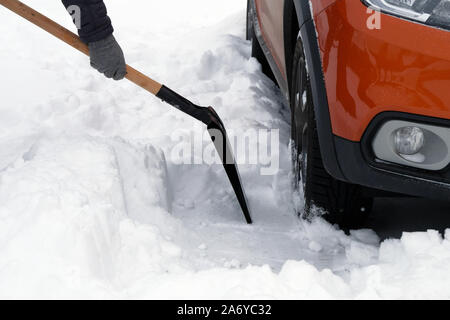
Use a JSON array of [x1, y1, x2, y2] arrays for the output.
[[250, 0, 450, 198], [310, 0, 337, 15], [254, 0, 338, 84], [255, 0, 286, 80], [315, 0, 450, 141], [251, 0, 347, 180]]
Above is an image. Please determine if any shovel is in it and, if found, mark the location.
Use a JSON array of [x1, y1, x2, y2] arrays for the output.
[[0, 0, 252, 224]]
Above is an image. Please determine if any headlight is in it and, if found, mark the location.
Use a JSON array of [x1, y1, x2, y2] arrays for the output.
[[363, 0, 450, 30]]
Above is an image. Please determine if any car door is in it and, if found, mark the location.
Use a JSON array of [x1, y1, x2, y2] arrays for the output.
[[255, 0, 287, 80]]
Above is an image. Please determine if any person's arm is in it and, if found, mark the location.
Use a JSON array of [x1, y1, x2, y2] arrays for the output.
[[62, 0, 126, 80]]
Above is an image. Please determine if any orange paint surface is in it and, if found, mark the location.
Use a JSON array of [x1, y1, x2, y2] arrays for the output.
[[255, 0, 338, 80], [315, 0, 450, 141], [255, 0, 286, 80], [311, 0, 337, 16]]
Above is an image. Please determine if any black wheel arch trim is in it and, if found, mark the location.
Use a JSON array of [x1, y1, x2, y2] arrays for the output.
[[249, 0, 346, 181], [292, 1, 346, 181]]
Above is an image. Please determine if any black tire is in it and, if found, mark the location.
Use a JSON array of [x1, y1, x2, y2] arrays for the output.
[[290, 39, 373, 230], [246, 0, 275, 81]]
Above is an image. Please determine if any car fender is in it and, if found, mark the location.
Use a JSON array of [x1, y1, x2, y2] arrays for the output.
[[290, 0, 346, 181]]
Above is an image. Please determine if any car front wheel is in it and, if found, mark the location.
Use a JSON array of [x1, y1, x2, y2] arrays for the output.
[[290, 39, 373, 230]]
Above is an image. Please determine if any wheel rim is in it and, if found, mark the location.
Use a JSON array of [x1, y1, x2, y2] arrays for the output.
[[292, 56, 309, 194]]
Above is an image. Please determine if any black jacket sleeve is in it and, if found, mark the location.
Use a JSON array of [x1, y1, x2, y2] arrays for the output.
[[62, 0, 114, 44]]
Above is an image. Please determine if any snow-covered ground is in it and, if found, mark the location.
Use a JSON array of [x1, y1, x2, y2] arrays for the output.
[[1, 0, 450, 299]]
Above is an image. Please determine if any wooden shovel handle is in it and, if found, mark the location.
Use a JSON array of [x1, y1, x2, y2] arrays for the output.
[[0, 0, 163, 95]]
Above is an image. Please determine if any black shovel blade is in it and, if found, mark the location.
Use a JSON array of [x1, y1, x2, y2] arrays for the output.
[[156, 85, 252, 224], [206, 107, 252, 224]]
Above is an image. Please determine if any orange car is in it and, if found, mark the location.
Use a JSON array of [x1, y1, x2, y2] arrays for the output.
[[247, 0, 450, 228]]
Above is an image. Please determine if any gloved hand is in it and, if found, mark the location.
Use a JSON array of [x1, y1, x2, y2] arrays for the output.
[[88, 35, 127, 80]]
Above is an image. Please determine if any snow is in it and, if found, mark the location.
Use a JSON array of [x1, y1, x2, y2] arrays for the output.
[[0, 0, 449, 299]]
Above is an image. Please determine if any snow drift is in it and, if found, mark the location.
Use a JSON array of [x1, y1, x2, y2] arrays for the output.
[[0, 0, 450, 299]]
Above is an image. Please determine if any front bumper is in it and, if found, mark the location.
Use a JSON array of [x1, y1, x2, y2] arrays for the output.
[[309, 0, 450, 198], [334, 112, 450, 199], [315, 0, 450, 142]]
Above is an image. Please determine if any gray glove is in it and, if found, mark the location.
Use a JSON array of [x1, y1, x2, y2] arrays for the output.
[[88, 35, 127, 80]]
